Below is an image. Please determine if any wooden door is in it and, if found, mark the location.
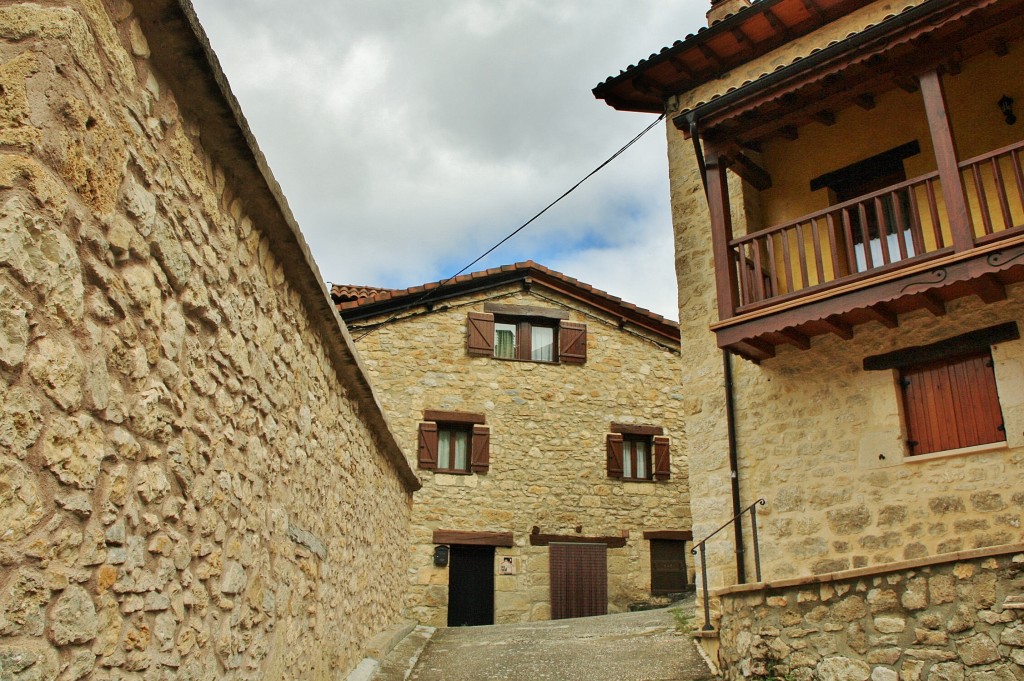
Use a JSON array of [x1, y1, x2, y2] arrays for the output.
[[549, 543, 607, 620], [447, 545, 495, 626], [650, 539, 688, 595]]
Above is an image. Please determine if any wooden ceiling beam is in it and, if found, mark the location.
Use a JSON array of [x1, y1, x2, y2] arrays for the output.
[[798, 0, 825, 22], [821, 315, 854, 340], [916, 292, 947, 317], [813, 110, 837, 126], [698, 43, 723, 71], [855, 93, 877, 110], [865, 303, 899, 329], [719, 143, 773, 190], [975, 273, 1007, 303], [778, 328, 811, 350]]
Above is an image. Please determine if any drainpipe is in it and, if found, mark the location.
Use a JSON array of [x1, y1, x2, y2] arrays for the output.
[[724, 350, 747, 584]]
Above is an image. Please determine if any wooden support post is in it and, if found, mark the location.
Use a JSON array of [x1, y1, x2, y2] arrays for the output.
[[919, 69, 973, 252], [707, 150, 739, 320]]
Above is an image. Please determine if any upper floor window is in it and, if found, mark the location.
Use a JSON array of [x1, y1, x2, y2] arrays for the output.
[[467, 305, 586, 364], [417, 410, 490, 474], [606, 424, 670, 482], [864, 323, 1016, 457]]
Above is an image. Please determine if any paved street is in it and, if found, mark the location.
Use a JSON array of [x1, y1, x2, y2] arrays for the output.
[[378, 597, 714, 681]]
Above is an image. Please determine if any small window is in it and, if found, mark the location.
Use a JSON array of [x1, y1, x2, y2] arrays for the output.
[[900, 350, 1005, 455], [606, 424, 670, 481], [467, 309, 586, 364], [622, 435, 651, 481], [418, 411, 490, 474]]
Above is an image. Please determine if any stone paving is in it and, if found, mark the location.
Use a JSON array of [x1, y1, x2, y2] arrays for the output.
[[375, 597, 714, 681]]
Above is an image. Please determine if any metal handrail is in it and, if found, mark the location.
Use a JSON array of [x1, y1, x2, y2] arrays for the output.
[[691, 498, 766, 631]]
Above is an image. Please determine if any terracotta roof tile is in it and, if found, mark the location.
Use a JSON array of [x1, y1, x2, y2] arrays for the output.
[[333, 261, 679, 342]]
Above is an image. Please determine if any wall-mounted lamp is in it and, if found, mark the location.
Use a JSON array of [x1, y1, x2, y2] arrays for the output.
[[433, 545, 450, 567], [998, 95, 1016, 125]]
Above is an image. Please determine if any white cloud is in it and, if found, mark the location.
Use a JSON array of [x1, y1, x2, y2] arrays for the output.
[[190, 1, 708, 320]]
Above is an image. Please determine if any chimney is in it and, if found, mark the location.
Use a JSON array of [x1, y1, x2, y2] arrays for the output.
[[707, 0, 752, 26]]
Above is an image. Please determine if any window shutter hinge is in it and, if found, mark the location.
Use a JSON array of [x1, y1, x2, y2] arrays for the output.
[[998, 424, 1006, 432], [899, 378, 911, 388], [906, 440, 918, 448], [985, 359, 995, 368]]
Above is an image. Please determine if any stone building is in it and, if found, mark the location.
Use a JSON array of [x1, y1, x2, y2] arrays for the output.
[[595, 0, 1024, 678], [335, 262, 693, 626], [0, 1, 418, 679]]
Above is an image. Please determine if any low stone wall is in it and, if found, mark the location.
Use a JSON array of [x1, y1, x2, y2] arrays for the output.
[[712, 545, 1024, 681]]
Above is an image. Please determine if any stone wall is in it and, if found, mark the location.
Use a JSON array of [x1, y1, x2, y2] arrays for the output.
[[0, 1, 414, 679], [713, 545, 1024, 681], [348, 284, 692, 625]]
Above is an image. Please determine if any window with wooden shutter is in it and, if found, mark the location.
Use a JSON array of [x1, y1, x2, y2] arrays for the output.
[[559, 321, 587, 364], [466, 312, 495, 356], [653, 436, 671, 480], [417, 422, 438, 470], [420, 411, 488, 475], [899, 350, 1005, 455], [471, 424, 490, 473], [606, 433, 623, 479]]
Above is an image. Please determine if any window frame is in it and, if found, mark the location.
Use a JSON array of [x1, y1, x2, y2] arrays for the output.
[[493, 316, 558, 363], [417, 411, 490, 475], [607, 424, 670, 482], [466, 306, 587, 365], [863, 323, 1016, 458], [621, 434, 652, 481]]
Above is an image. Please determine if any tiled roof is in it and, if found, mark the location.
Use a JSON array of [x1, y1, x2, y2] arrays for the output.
[[592, 0, 880, 113], [334, 261, 680, 343], [330, 284, 398, 306]]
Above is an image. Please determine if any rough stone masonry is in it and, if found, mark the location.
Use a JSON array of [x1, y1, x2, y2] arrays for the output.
[[0, 1, 417, 679]]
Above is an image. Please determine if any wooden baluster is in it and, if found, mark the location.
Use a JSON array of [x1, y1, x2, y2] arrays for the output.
[[892, 190, 909, 261], [992, 157, 1013, 232], [765, 234, 780, 298], [857, 203, 874, 270], [926, 178, 944, 249], [875, 196, 892, 265], [780, 227, 795, 294], [752, 240, 767, 302], [810, 217, 826, 285], [972, 163, 994, 236], [795, 222, 810, 289], [907, 186, 926, 257], [826, 213, 842, 282]]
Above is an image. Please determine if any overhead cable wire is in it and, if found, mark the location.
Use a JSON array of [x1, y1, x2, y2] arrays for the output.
[[353, 112, 667, 342]]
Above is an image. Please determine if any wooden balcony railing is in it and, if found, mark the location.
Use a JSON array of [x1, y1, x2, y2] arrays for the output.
[[729, 140, 1024, 312]]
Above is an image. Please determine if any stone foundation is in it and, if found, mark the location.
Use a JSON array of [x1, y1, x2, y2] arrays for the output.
[[710, 544, 1024, 681]]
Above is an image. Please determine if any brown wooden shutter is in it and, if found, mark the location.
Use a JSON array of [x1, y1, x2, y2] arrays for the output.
[[653, 436, 671, 480], [559, 321, 587, 364], [606, 433, 623, 479], [471, 425, 490, 473], [900, 350, 1004, 455], [466, 312, 495, 356], [417, 422, 438, 469]]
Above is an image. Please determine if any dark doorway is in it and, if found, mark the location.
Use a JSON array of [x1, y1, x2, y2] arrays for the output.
[[650, 539, 688, 595], [447, 545, 495, 626], [549, 543, 608, 619]]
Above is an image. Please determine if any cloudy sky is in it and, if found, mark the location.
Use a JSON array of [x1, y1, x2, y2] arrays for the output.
[[190, 2, 709, 320]]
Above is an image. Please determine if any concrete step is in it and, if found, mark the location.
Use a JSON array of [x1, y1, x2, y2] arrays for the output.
[[371, 625, 436, 681]]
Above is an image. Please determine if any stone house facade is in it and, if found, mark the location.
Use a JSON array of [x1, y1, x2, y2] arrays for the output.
[[596, 0, 1024, 678], [336, 262, 693, 626], [0, 1, 418, 679]]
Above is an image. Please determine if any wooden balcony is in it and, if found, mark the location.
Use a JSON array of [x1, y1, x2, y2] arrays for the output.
[[713, 140, 1024, 362]]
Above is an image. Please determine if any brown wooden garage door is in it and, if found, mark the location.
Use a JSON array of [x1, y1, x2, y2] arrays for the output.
[[549, 543, 607, 620]]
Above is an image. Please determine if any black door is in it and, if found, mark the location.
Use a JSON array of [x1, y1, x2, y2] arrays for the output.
[[447, 545, 494, 626], [650, 539, 688, 595]]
